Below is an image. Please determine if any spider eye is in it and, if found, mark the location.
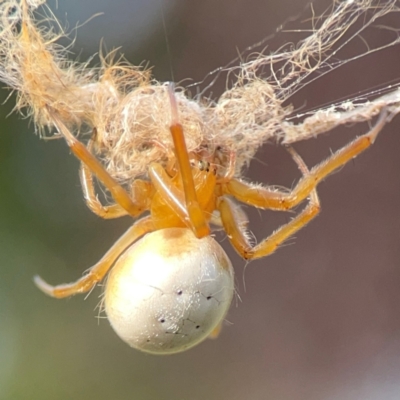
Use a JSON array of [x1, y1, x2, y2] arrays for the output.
[[104, 228, 234, 354], [195, 159, 211, 172]]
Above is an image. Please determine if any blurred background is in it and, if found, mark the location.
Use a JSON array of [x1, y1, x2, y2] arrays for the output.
[[1, 0, 400, 399]]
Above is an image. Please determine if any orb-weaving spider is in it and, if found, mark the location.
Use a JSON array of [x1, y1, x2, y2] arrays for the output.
[[33, 83, 388, 354], [1, 0, 396, 355]]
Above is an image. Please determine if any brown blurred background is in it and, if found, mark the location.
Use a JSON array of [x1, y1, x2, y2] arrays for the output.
[[1, 0, 400, 399]]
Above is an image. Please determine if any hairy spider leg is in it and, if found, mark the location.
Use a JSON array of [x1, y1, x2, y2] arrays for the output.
[[286, 147, 320, 212], [80, 161, 128, 219], [208, 322, 224, 339], [148, 163, 190, 222], [79, 131, 128, 219], [220, 109, 388, 259], [79, 131, 152, 219], [216, 151, 237, 184], [219, 148, 320, 259], [223, 109, 388, 211], [47, 108, 145, 217], [167, 84, 210, 238], [147, 160, 217, 230], [34, 216, 155, 298]]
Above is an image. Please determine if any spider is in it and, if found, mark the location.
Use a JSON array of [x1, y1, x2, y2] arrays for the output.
[[32, 82, 388, 354], [1, 0, 395, 355]]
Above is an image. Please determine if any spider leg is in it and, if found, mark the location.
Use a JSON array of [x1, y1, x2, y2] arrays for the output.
[[80, 158, 128, 219], [148, 160, 217, 231], [47, 108, 145, 218], [216, 151, 236, 184], [79, 133, 150, 219], [208, 322, 223, 339], [223, 109, 388, 211], [167, 84, 209, 238], [219, 149, 320, 259], [148, 162, 188, 224], [80, 131, 126, 219], [34, 216, 154, 298]]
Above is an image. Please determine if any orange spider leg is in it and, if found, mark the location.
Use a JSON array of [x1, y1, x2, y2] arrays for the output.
[[167, 85, 209, 238], [223, 109, 388, 210], [79, 134, 151, 219], [34, 216, 155, 298], [80, 163, 127, 219], [219, 149, 320, 259], [150, 138, 177, 176], [208, 322, 224, 339], [148, 162, 189, 224], [217, 198, 252, 258], [148, 161, 217, 230], [216, 151, 236, 184], [47, 108, 145, 218]]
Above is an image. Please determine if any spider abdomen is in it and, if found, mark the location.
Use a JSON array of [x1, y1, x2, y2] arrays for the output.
[[104, 227, 234, 354]]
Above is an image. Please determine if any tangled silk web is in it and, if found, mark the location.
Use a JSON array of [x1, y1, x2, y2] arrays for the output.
[[0, 0, 400, 184]]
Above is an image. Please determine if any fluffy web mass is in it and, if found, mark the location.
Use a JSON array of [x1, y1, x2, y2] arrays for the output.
[[0, 0, 400, 183]]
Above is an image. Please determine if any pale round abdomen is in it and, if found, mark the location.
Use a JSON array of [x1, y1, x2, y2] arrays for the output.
[[104, 228, 234, 354]]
